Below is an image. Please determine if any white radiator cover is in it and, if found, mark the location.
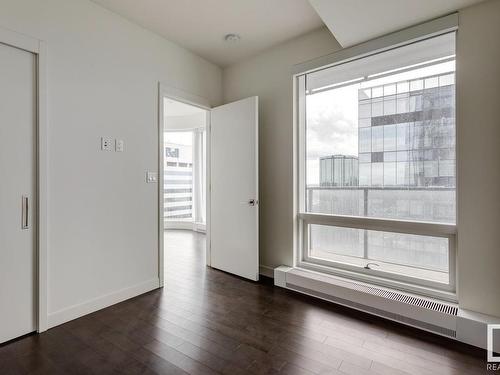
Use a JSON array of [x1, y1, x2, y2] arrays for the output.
[[274, 266, 500, 349]]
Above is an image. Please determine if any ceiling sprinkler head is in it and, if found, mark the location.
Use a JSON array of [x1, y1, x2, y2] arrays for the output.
[[224, 33, 241, 42]]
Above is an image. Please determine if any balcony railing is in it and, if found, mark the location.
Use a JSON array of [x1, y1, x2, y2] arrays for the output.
[[306, 185, 455, 224]]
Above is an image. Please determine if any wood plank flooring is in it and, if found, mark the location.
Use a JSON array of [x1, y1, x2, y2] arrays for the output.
[[0, 230, 489, 374]]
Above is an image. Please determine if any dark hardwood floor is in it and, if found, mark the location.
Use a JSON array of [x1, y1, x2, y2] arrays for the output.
[[0, 230, 488, 374]]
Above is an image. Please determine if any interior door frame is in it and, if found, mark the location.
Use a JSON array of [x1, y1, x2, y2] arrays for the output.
[[0, 26, 48, 333], [158, 83, 211, 287]]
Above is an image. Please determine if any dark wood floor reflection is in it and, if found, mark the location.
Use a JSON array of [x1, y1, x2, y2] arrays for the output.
[[0, 230, 488, 374]]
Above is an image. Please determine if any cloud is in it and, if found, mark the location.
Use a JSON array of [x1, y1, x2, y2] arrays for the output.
[[306, 86, 359, 160]]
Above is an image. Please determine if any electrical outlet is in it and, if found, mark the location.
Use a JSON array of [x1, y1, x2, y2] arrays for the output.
[[101, 137, 113, 151], [115, 139, 124, 152]]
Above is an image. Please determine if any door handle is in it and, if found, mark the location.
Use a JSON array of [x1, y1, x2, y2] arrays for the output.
[[21, 195, 29, 229], [248, 199, 258, 206]]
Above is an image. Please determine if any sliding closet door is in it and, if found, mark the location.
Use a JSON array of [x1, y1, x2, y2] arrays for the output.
[[0, 42, 36, 343]]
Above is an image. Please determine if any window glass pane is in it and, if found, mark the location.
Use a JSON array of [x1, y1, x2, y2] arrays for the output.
[[396, 94, 409, 114], [359, 128, 371, 153], [384, 151, 396, 162], [425, 76, 439, 89], [384, 162, 396, 186], [371, 152, 384, 163], [310, 225, 364, 258], [397, 162, 409, 185], [396, 123, 409, 150], [164, 131, 193, 221], [439, 159, 455, 177], [359, 118, 371, 128], [359, 88, 372, 99], [303, 34, 456, 224], [409, 95, 422, 111], [384, 84, 396, 96], [397, 150, 408, 162], [372, 126, 384, 152], [309, 224, 449, 284], [372, 98, 383, 116], [372, 86, 383, 98], [383, 97, 396, 115], [424, 161, 439, 178], [397, 81, 409, 93], [439, 73, 455, 87], [301, 32, 456, 290], [359, 164, 371, 186], [410, 79, 423, 91], [359, 100, 371, 118], [371, 163, 383, 186], [383, 124, 397, 151], [359, 153, 371, 163]]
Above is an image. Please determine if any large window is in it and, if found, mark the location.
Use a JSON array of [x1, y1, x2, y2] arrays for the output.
[[297, 33, 456, 296], [164, 131, 194, 221], [164, 129, 206, 224]]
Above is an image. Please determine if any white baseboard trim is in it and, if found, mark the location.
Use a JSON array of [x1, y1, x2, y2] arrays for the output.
[[259, 265, 274, 278], [47, 278, 160, 329]]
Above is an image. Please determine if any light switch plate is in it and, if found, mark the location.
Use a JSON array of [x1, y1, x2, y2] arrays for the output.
[[115, 139, 124, 152], [101, 137, 113, 151], [146, 171, 158, 183]]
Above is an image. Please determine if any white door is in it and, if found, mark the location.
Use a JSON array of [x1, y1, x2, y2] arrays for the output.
[[210, 97, 259, 281], [0, 42, 36, 343]]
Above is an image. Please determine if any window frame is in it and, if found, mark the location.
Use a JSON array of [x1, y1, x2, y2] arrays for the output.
[[293, 26, 458, 302]]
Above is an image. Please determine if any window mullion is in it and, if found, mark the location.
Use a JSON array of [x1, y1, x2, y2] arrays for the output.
[[299, 212, 455, 238]]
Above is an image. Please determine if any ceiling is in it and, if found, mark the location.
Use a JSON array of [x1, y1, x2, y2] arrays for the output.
[[164, 98, 205, 117], [309, 0, 486, 47], [90, 0, 324, 67], [91, 0, 486, 67]]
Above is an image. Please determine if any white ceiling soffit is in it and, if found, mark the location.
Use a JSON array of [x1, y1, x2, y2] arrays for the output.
[[308, 0, 485, 47], [90, 0, 324, 67]]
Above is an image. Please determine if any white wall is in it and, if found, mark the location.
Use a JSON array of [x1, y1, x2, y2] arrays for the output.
[[223, 28, 341, 268], [0, 0, 221, 326], [456, 0, 500, 318]]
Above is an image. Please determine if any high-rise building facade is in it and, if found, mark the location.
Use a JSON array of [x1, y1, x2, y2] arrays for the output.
[[357, 72, 456, 189], [164, 142, 193, 220], [319, 155, 359, 187]]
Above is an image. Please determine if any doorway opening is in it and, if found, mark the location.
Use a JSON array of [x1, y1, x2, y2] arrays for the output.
[[162, 97, 209, 281], [159, 86, 259, 285]]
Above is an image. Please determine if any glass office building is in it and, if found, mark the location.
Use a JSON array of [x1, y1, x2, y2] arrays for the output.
[[164, 140, 193, 221], [319, 155, 359, 187], [357, 72, 456, 189]]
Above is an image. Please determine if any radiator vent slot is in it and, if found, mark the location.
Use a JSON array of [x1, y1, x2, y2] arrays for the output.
[[288, 283, 457, 338], [306, 277, 458, 316]]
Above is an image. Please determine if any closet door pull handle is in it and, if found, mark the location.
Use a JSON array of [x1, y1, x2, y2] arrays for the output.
[[22, 195, 29, 229]]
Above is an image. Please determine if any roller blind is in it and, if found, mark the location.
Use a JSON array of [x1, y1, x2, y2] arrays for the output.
[[305, 32, 455, 94]]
